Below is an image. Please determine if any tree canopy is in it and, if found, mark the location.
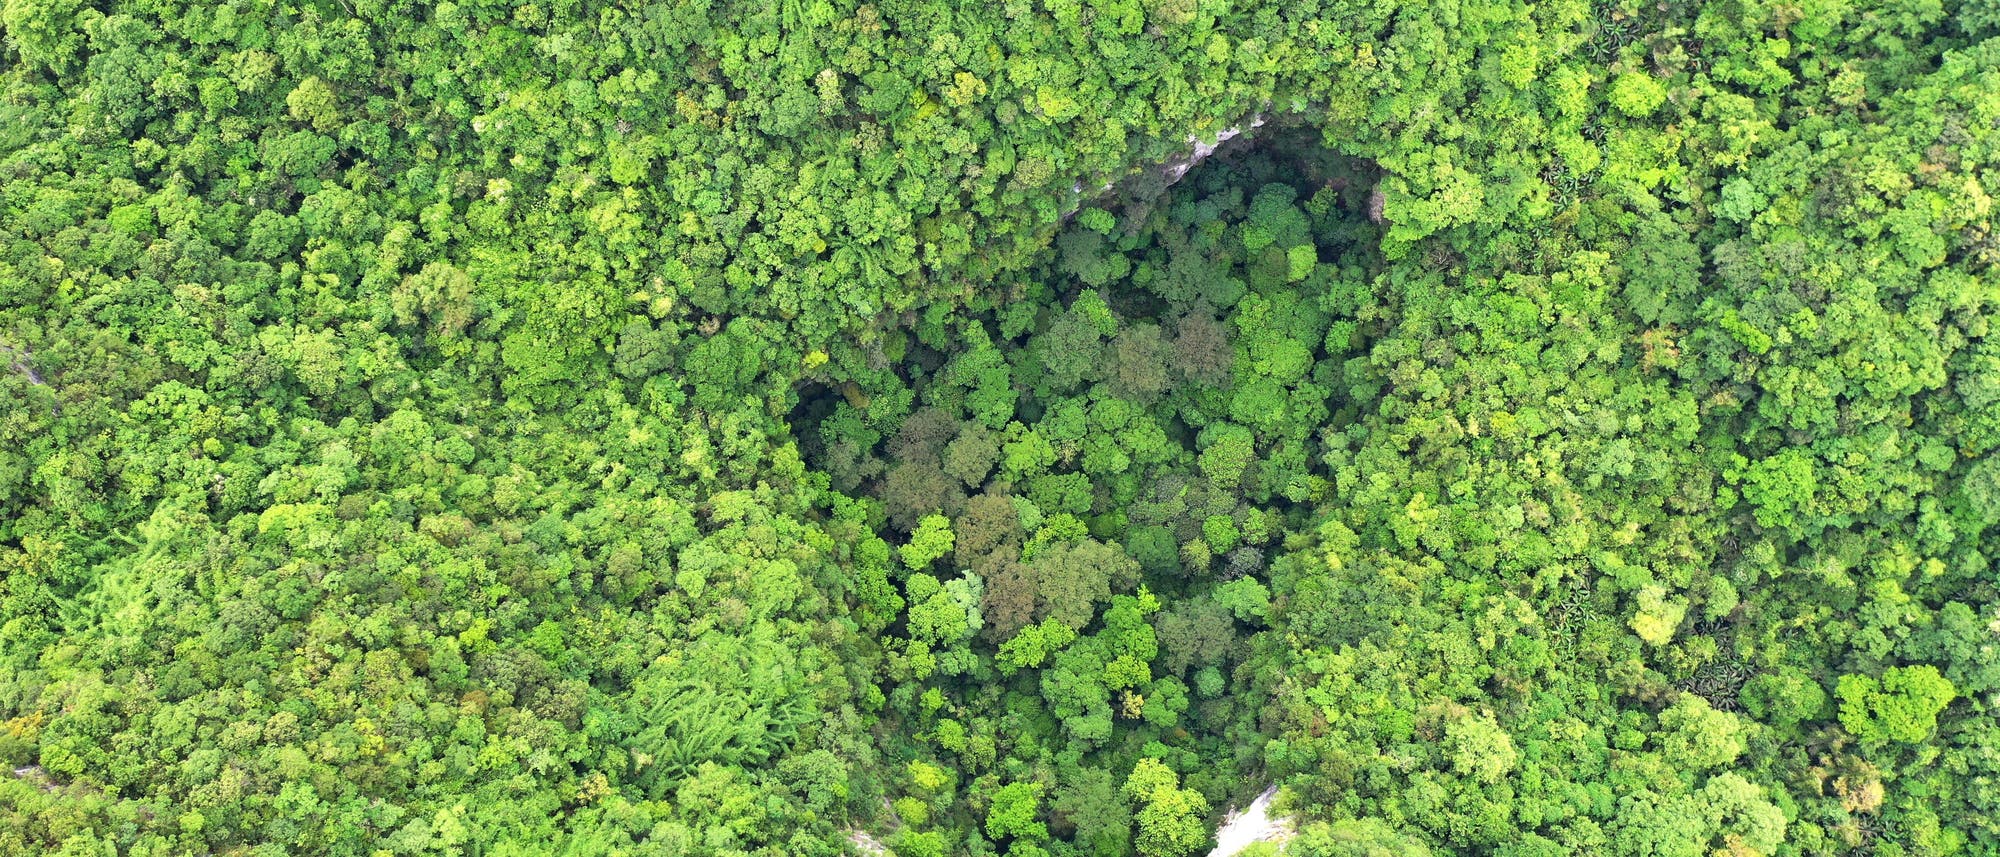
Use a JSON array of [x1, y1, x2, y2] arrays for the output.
[[2, 0, 1998, 855]]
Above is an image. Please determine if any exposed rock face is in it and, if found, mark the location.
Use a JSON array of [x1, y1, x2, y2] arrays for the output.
[[2, 344, 43, 385], [1065, 113, 1268, 218], [846, 829, 892, 856], [1207, 785, 1294, 857], [1166, 115, 1267, 186]]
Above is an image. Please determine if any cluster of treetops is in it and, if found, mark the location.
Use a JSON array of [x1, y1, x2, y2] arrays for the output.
[[0, 0, 1997, 855]]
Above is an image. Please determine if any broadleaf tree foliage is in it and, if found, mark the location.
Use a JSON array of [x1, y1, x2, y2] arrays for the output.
[[1, 0, 1998, 855]]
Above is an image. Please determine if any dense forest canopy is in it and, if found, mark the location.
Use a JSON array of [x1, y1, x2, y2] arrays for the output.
[[2, 0, 1998, 855]]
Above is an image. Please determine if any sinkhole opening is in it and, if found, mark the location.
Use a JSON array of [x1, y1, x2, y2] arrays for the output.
[[790, 120, 1390, 594], [780, 119, 1402, 819]]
